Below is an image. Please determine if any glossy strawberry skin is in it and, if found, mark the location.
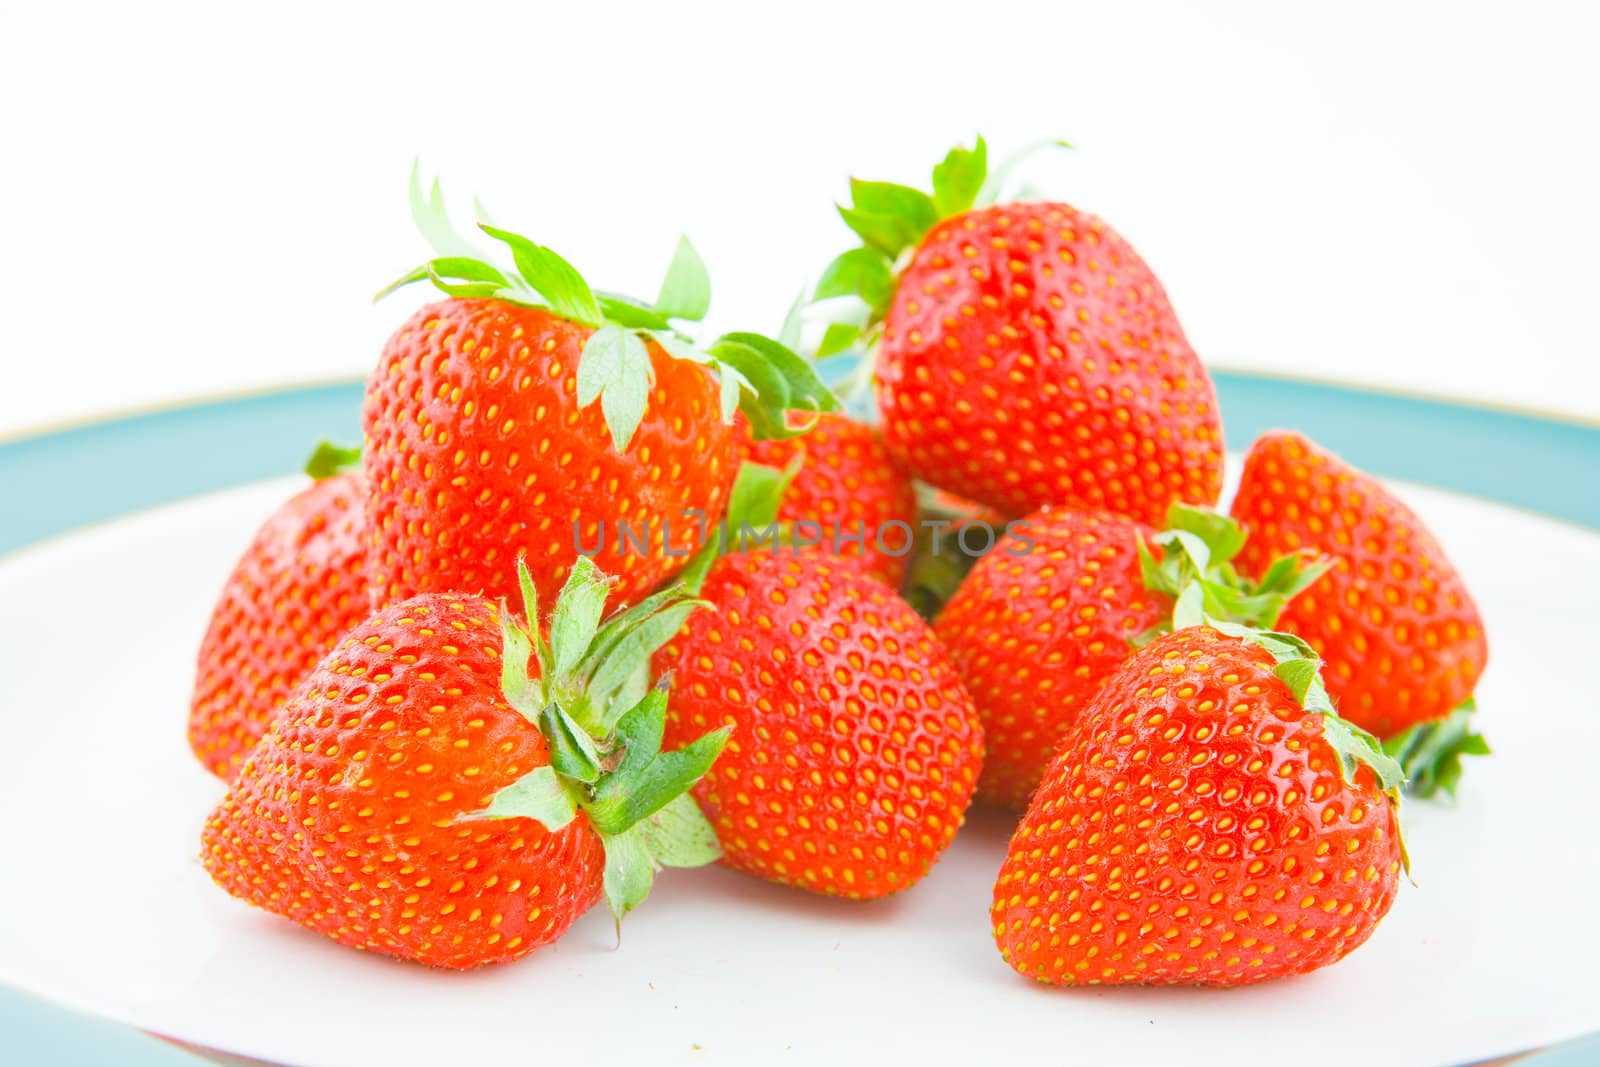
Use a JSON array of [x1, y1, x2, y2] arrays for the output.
[[936, 506, 1167, 808], [993, 627, 1402, 986], [363, 299, 735, 611], [201, 594, 605, 969], [190, 473, 370, 779], [1230, 431, 1488, 735], [736, 413, 919, 586], [875, 202, 1223, 526], [659, 552, 984, 899]]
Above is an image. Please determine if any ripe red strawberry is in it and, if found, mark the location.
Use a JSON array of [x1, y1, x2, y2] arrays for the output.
[[367, 174, 837, 611], [993, 622, 1405, 986], [735, 411, 918, 586], [189, 443, 369, 778], [658, 517, 984, 899], [936, 503, 1323, 807], [365, 298, 735, 609], [936, 507, 1165, 807], [816, 138, 1223, 525], [1230, 431, 1489, 740], [202, 558, 730, 969]]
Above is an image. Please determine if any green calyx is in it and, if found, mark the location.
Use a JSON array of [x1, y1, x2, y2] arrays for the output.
[[1133, 502, 1331, 648], [303, 440, 362, 480], [377, 165, 837, 452], [465, 556, 729, 921], [814, 136, 1072, 333], [1149, 501, 1486, 810], [1382, 697, 1490, 801]]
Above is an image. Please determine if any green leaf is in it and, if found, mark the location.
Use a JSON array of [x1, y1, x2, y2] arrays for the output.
[[498, 606, 543, 722], [815, 322, 864, 359], [849, 179, 940, 235], [607, 664, 651, 728], [717, 333, 837, 411], [653, 235, 711, 321], [1172, 580, 1206, 630], [595, 687, 668, 791], [1140, 506, 1328, 635], [373, 264, 431, 302], [975, 139, 1073, 208], [479, 224, 602, 326], [1163, 502, 1248, 567], [837, 206, 926, 260], [515, 557, 555, 678], [931, 136, 988, 216], [711, 343, 790, 436], [549, 556, 613, 677], [599, 823, 655, 921], [777, 289, 807, 351], [1273, 657, 1329, 713], [468, 766, 577, 832], [578, 324, 655, 452], [408, 163, 483, 260], [815, 248, 895, 316], [586, 725, 731, 837], [596, 293, 673, 331], [375, 256, 512, 302], [652, 331, 714, 365], [539, 703, 602, 783], [1318, 713, 1408, 795], [1383, 698, 1490, 800], [718, 360, 751, 423], [303, 440, 362, 480], [710, 332, 840, 442], [639, 793, 721, 868], [585, 602, 703, 725], [1153, 528, 1213, 579], [724, 459, 799, 533]]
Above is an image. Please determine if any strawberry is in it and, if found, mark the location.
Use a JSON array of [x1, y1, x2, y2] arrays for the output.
[[656, 466, 985, 898], [814, 138, 1223, 525], [201, 558, 729, 969], [1229, 431, 1490, 791], [189, 442, 369, 778], [936, 507, 1165, 807], [993, 613, 1406, 986], [366, 171, 837, 611], [936, 503, 1324, 807], [734, 411, 918, 586]]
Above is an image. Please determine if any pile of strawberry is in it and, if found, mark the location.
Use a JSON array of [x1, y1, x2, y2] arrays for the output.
[[190, 141, 1489, 987]]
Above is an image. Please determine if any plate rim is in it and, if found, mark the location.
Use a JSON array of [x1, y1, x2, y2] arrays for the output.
[[2, 370, 1597, 568]]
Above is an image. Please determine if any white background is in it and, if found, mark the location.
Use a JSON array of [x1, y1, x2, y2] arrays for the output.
[[2, 0, 1598, 437]]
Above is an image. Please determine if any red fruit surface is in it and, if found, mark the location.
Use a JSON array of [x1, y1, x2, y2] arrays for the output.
[[363, 299, 735, 611], [736, 412, 918, 586], [659, 552, 984, 899], [1230, 431, 1488, 735], [190, 473, 370, 778], [201, 593, 606, 969], [875, 202, 1223, 525], [993, 627, 1403, 986], [936, 506, 1167, 807]]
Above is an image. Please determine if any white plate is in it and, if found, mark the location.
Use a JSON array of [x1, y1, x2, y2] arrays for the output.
[[0, 474, 1595, 1067]]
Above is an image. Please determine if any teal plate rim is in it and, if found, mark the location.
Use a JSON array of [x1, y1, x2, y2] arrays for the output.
[[2, 371, 1597, 564], [1, 371, 1598, 1067]]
